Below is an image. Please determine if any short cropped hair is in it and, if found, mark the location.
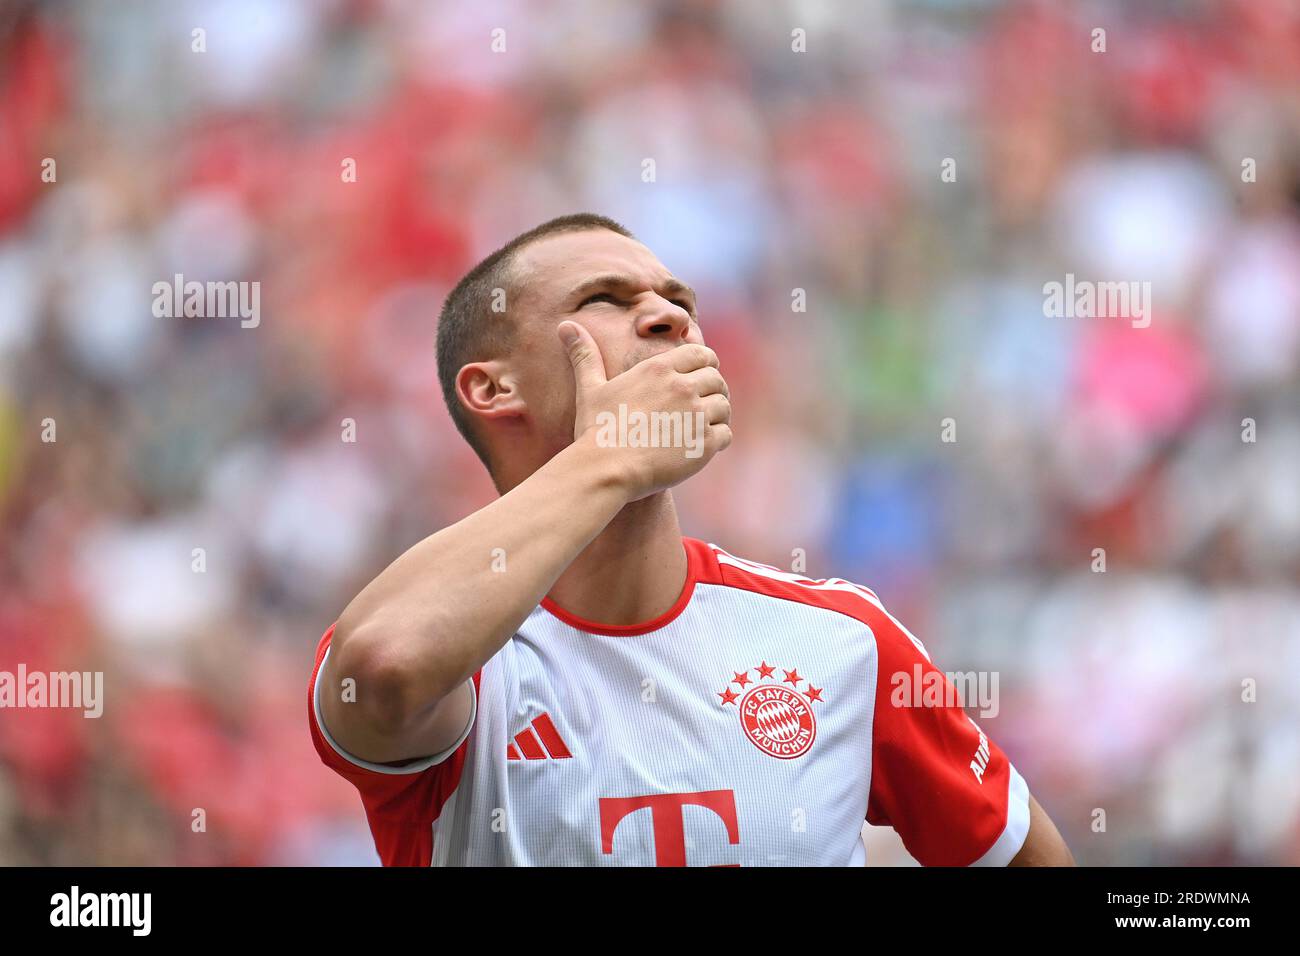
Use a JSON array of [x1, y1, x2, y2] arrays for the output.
[[435, 213, 634, 473]]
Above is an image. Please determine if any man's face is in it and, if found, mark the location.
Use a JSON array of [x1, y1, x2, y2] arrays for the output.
[[508, 229, 705, 453]]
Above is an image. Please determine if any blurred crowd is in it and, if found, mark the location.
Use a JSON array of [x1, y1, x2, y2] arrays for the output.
[[1, 0, 1298, 865]]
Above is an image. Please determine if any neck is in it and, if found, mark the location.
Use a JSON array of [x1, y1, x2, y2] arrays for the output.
[[546, 491, 688, 627]]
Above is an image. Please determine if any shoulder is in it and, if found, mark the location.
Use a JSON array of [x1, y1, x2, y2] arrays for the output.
[[688, 538, 931, 662]]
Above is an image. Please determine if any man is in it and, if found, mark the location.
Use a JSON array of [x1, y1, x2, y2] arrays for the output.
[[307, 213, 1075, 867]]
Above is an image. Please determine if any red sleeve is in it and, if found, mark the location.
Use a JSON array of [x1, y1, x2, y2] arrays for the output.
[[865, 607, 1030, 866], [307, 624, 478, 866]]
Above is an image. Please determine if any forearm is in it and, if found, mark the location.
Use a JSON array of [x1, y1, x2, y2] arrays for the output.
[[332, 432, 629, 723]]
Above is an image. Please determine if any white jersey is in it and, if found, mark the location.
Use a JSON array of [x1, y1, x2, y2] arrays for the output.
[[308, 538, 1030, 866]]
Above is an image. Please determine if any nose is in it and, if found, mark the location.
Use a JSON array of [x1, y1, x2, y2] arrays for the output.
[[634, 295, 693, 341]]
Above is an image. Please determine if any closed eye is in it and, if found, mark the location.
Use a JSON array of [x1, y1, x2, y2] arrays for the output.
[[578, 291, 695, 317]]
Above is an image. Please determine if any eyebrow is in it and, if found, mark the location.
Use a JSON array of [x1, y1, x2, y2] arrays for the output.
[[566, 273, 697, 308]]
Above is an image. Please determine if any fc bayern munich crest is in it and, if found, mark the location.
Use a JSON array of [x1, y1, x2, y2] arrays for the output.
[[717, 661, 823, 760]]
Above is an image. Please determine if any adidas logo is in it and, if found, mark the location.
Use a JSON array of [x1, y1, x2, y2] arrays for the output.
[[507, 712, 572, 760]]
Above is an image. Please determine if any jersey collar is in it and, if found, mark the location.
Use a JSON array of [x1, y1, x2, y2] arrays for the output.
[[540, 537, 712, 636]]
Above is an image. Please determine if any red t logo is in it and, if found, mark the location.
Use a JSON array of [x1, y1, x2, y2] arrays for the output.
[[599, 790, 740, 866]]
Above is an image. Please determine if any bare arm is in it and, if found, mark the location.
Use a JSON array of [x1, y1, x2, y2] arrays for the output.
[[319, 434, 630, 763], [1009, 794, 1076, 866]]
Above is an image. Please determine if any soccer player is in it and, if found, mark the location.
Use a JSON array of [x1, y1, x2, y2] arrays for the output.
[[307, 213, 1075, 867]]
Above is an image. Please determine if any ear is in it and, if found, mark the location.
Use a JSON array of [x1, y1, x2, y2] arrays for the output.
[[456, 360, 527, 424]]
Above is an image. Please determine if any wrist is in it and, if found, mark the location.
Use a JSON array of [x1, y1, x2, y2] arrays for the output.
[[567, 428, 641, 503]]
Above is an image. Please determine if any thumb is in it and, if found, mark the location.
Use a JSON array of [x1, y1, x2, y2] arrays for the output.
[[557, 321, 607, 394]]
